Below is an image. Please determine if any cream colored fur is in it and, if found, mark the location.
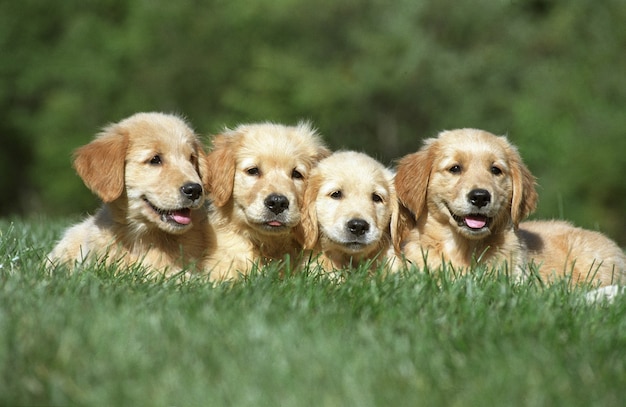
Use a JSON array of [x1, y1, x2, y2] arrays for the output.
[[300, 151, 399, 273], [395, 129, 537, 276], [47, 112, 213, 275], [204, 122, 329, 280], [519, 220, 626, 286]]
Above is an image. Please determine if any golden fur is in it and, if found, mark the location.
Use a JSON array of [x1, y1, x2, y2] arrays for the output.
[[47, 112, 213, 275], [300, 151, 399, 273], [395, 129, 537, 275], [519, 220, 626, 286], [204, 122, 329, 280]]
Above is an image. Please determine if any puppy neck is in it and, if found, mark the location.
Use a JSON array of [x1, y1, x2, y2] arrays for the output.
[[416, 211, 508, 268], [252, 232, 301, 260]]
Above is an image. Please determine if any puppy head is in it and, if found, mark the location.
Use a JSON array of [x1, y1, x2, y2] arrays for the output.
[[206, 121, 330, 236], [301, 151, 397, 256], [395, 129, 537, 240], [73, 112, 206, 235]]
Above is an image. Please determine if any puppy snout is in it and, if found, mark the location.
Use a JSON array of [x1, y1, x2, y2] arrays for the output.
[[468, 188, 491, 208], [264, 193, 289, 215], [347, 218, 370, 236], [181, 182, 203, 201]]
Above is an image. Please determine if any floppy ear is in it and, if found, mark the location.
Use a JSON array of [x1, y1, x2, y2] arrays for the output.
[[393, 205, 418, 254], [387, 175, 402, 254], [299, 174, 321, 249], [387, 170, 418, 254], [205, 134, 236, 207], [195, 142, 210, 191], [315, 146, 332, 161], [395, 143, 434, 220], [73, 126, 128, 203], [509, 146, 538, 226]]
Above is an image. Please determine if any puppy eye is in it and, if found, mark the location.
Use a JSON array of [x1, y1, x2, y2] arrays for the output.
[[246, 167, 260, 176], [190, 154, 197, 165], [372, 193, 383, 203], [292, 169, 303, 179], [149, 155, 162, 165], [491, 166, 503, 175], [449, 165, 462, 174], [330, 191, 342, 199]]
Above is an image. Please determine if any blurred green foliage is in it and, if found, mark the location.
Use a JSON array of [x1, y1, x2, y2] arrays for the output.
[[1, 0, 625, 244]]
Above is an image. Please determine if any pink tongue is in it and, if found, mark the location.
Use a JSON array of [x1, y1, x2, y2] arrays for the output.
[[171, 209, 192, 225], [267, 220, 283, 227], [465, 215, 487, 229]]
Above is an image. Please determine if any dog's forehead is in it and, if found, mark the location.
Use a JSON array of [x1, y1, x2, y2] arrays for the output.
[[127, 120, 197, 154], [319, 173, 389, 197], [239, 151, 302, 170], [317, 152, 391, 195], [437, 131, 509, 165], [235, 128, 320, 168]]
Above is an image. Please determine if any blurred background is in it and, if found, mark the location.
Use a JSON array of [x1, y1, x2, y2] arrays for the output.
[[1, 0, 625, 245]]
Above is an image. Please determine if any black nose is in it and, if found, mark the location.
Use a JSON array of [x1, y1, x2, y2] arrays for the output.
[[347, 218, 370, 236], [181, 182, 203, 201], [264, 193, 289, 215], [468, 189, 491, 208]]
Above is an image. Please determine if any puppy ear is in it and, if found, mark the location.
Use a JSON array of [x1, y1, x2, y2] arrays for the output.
[[395, 143, 434, 220], [315, 146, 332, 161], [393, 205, 417, 254], [387, 175, 402, 254], [205, 134, 236, 207], [196, 143, 209, 189], [388, 169, 417, 254], [299, 175, 320, 249], [509, 146, 538, 226], [73, 126, 128, 203]]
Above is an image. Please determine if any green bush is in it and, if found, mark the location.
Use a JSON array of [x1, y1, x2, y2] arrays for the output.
[[1, 0, 625, 245]]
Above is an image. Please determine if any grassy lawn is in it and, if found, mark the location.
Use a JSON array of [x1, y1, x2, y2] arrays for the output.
[[1, 217, 625, 406]]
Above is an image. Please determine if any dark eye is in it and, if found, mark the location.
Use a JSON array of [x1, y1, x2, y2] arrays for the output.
[[491, 166, 503, 175], [190, 154, 197, 165], [246, 167, 260, 176], [292, 169, 303, 179], [449, 164, 461, 174], [150, 155, 162, 165], [372, 193, 383, 203], [330, 190, 342, 199]]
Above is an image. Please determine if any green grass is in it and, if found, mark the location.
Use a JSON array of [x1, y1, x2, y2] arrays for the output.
[[1, 217, 625, 406]]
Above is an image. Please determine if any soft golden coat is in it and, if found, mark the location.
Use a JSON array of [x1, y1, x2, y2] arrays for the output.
[[47, 112, 213, 275], [300, 151, 399, 273], [519, 220, 626, 286], [204, 122, 329, 280], [395, 129, 538, 276]]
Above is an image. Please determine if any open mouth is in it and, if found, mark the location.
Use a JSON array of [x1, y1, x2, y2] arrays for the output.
[[449, 209, 491, 231], [144, 198, 192, 226]]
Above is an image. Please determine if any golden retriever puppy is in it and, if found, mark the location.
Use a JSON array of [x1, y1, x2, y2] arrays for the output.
[[47, 112, 213, 275], [300, 151, 399, 273], [395, 129, 538, 276], [204, 122, 329, 280], [519, 220, 626, 287]]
